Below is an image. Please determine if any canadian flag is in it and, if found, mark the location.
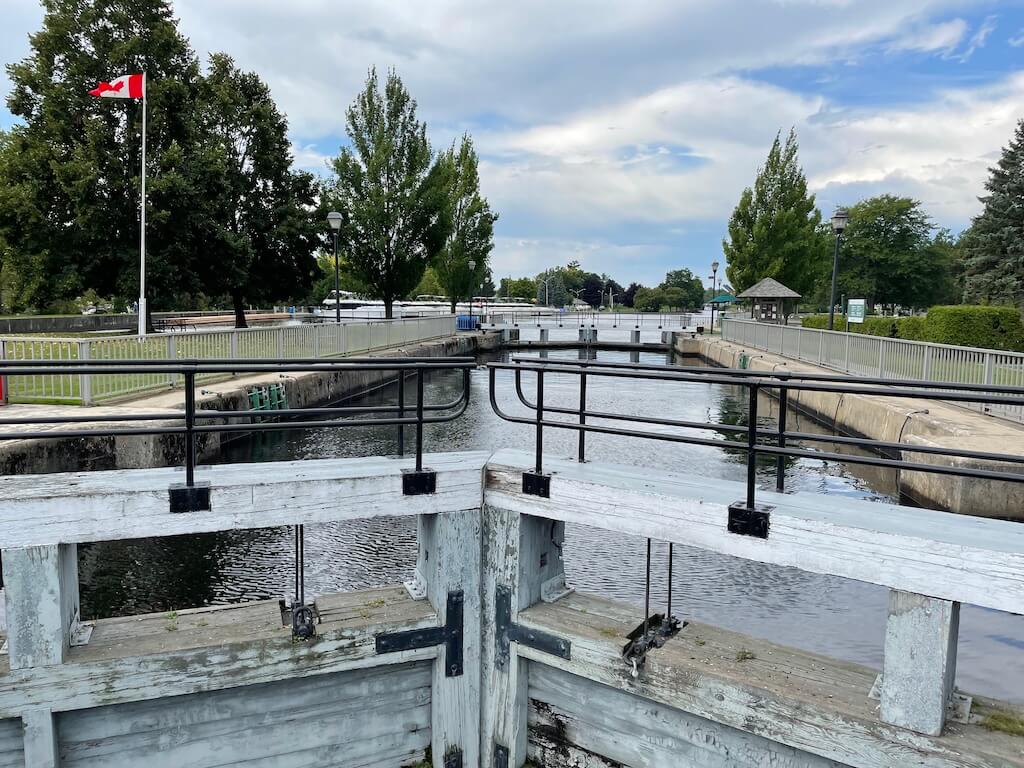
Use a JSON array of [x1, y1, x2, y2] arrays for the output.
[[89, 73, 145, 99]]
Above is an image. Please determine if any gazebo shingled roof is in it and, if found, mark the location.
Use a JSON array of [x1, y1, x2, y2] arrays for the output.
[[736, 277, 801, 300]]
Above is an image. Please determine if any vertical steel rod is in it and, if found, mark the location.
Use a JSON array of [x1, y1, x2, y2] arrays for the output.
[[776, 388, 788, 492], [535, 369, 544, 474], [747, 385, 759, 510], [415, 369, 424, 472], [397, 372, 405, 457], [578, 365, 587, 463], [643, 538, 652, 638], [184, 370, 196, 487], [666, 542, 674, 620]]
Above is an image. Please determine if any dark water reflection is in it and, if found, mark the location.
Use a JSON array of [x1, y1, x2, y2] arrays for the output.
[[78, 349, 1024, 703]]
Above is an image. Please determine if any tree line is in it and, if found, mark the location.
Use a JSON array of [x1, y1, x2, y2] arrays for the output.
[[0, 0, 497, 324], [722, 125, 1024, 313]]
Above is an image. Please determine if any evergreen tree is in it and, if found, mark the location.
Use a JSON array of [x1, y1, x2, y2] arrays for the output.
[[328, 69, 449, 318], [962, 119, 1024, 307], [432, 135, 498, 312], [659, 268, 705, 310], [722, 129, 825, 297], [0, 0, 203, 313], [194, 54, 319, 327]]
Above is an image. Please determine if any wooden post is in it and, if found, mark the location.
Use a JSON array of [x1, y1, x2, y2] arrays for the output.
[[880, 590, 959, 736], [480, 506, 568, 767], [417, 511, 482, 767], [1, 544, 79, 670], [21, 709, 59, 768]]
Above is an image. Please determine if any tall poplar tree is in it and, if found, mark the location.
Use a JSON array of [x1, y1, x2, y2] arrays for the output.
[[722, 129, 825, 297], [329, 69, 449, 318], [962, 119, 1024, 307], [432, 135, 498, 312]]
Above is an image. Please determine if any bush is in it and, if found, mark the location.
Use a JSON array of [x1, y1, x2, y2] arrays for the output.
[[924, 306, 1024, 352], [801, 307, 1024, 351]]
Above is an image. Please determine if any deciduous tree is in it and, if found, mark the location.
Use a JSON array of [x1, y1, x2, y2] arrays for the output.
[[722, 129, 824, 297], [328, 69, 449, 318]]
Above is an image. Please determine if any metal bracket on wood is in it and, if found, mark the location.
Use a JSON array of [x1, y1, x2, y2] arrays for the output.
[[375, 590, 464, 677], [522, 471, 550, 498], [727, 502, 772, 539], [443, 747, 463, 768], [495, 584, 570, 670], [493, 744, 509, 768], [168, 481, 211, 514], [621, 612, 685, 678], [402, 468, 437, 496]]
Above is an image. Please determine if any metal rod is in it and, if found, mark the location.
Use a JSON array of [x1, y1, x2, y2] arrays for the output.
[[415, 368, 425, 472], [644, 538, 652, 639], [397, 371, 405, 457], [578, 364, 587, 463], [536, 369, 544, 474], [746, 385, 758, 510], [776, 388, 788, 493], [666, 542, 674, 620], [184, 371, 196, 487]]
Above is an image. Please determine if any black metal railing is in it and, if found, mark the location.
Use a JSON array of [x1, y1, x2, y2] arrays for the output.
[[490, 356, 1024, 512], [0, 357, 474, 488]]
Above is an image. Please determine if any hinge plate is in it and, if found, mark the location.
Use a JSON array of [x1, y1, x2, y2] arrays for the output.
[[522, 471, 551, 497], [376, 590, 464, 676], [168, 481, 211, 513], [495, 584, 570, 669], [494, 744, 509, 768], [727, 502, 772, 538], [402, 468, 437, 495]]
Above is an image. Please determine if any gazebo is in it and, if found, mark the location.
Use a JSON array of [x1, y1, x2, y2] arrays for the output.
[[737, 277, 801, 324]]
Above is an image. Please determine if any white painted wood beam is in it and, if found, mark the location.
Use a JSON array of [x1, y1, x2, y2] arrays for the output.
[[484, 450, 1024, 615]]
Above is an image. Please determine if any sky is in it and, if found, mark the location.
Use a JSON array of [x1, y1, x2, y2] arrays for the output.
[[1, 0, 1023, 288]]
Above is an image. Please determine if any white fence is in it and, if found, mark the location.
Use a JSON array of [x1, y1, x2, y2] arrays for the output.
[[721, 318, 1024, 423], [484, 311, 713, 330], [0, 315, 456, 405]]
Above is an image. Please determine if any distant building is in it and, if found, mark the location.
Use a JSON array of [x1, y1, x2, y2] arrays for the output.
[[736, 278, 801, 324]]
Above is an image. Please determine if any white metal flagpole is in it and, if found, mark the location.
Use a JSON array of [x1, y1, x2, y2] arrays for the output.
[[137, 71, 147, 337]]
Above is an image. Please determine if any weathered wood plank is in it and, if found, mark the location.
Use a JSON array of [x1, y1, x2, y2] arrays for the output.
[[20, 710, 57, 768], [0, 718, 22, 768], [417, 510, 482, 767], [528, 664, 843, 767], [0, 585, 438, 718], [0, 451, 489, 547], [516, 592, 1024, 768], [485, 450, 1024, 614], [57, 662, 431, 767], [1, 545, 77, 669]]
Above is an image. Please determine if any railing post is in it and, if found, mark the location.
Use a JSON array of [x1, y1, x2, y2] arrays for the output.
[[230, 330, 239, 360], [880, 590, 960, 736], [0, 339, 7, 405], [796, 327, 802, 361], [397, 371, 405, 457], [817, 330, 823, 365], [184, 370, 196, 487], [984, 352, 994, 385], [776, 388, 787, 492], [923, 345, 933, 380], [535, 370, 544, 475], [578, 364, 587, 463], [276, 327, 285, 359], [746, 384, 758, 510], [844, 332, 851, 373], [313, 325, 321, 358], [878, 339, 886, 377], [77, 340, 92, 406], [415, 368, 424, 472]]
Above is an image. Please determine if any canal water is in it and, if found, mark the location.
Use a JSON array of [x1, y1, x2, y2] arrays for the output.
[[77, 347, 1024, 703]]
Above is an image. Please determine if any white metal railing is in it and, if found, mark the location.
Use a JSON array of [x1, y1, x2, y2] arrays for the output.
[[721, 318, 1024, 423], [484, 311, 713, 330], [0, 315, 455, 405]]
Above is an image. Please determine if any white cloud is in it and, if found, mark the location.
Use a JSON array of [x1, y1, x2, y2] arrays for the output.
[[889, 18, 968, 54], [1009, 28, 1024, 47], [956, 14, 997, 61]]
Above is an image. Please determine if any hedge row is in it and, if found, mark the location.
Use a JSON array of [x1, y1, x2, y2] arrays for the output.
[[801, 306, 1024, 352]]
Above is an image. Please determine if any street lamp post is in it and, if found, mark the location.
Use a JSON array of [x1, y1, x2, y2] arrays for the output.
[[467, 260, 476, 318], [326, 211, 343, 324], [709, 260, 719, 333], [539, 276, 555, 307], [828, 208, 849, 331]]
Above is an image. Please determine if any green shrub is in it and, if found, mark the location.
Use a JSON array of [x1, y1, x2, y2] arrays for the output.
[[898, 315, 927, 341], [801, 315, 833, 330], [924, 305, 1024, 352]]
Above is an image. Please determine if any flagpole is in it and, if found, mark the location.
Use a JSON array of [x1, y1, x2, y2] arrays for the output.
[[137, 71, 147, 337]]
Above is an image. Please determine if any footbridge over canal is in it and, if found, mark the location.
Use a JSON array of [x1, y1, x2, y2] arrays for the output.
[[0, 357, 1023, 767]]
